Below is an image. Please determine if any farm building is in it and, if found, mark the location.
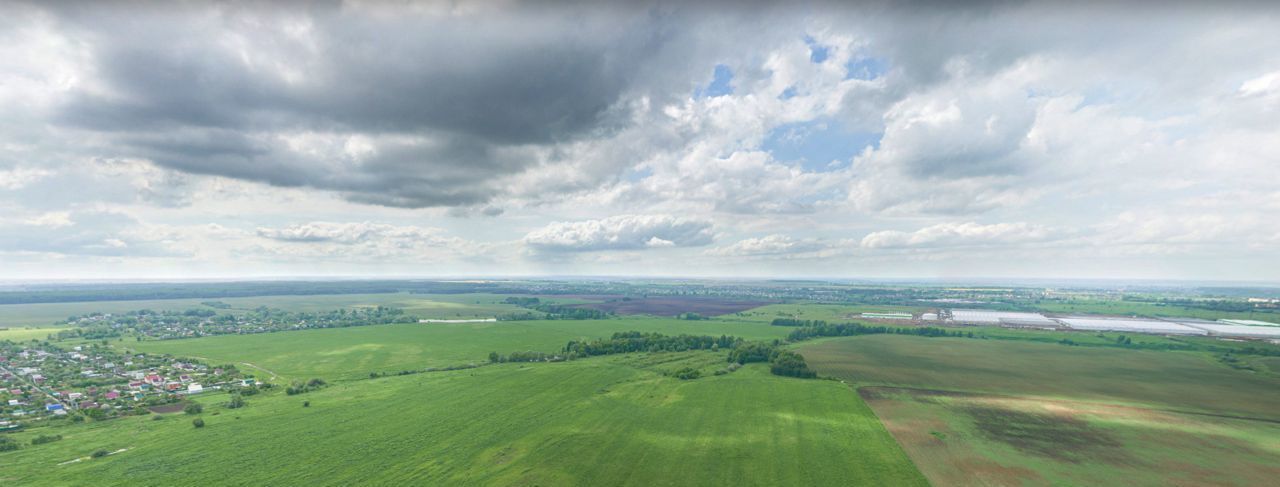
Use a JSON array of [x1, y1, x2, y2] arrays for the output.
[[1218, 319, 1280, 327], [188, 383, 203, 393], [949, 310, 1056, 327], [1057, 317, 1206, 335], [920, 313, 938, 321], [1178, 322, 1280, 338], [861, 312, 913, 320]]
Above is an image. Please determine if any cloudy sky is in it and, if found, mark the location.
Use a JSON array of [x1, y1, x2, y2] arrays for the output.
[[1, 1, 1278, 281]]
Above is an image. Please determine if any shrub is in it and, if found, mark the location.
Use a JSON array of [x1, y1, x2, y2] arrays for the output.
[[192, 418, 205, 428], [31, 434, 63, 445], [183, 402, 203, 415], [0, 437, 19, 452], [303, 401, 310, 407], [670, 367, 701, 380], [92, 449, 110, 458], [225, 394, 246, 409], [769, 351, 817, 379]]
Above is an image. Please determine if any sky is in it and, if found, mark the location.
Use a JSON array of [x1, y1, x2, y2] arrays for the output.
[[1, 0, 1278, 282]]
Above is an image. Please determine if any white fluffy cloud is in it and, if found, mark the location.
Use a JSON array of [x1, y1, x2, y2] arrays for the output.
[[523, 215, 714, 253], [861, 222, 1057, 249], [708, 234, 853, 258], [256, 221, 442, 244]]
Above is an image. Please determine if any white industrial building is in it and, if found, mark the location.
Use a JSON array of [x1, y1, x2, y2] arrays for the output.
[[949, 309, 1057, 327], [1056, 317, 1206, 336]]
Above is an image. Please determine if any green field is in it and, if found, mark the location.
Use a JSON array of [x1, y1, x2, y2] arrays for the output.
[[799, 335, 1280, 418], [11, 293, 1280, 486], [0, 292, 576, 327], [0, 355, 924, 486], [0, 326, 70, 342], [124, 317, 792, 381], [801, 335, 1280, 485], [1034, 300, 1280, 321]]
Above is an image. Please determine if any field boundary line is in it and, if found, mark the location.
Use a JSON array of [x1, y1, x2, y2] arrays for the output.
[[855, 385, 1280, 425]]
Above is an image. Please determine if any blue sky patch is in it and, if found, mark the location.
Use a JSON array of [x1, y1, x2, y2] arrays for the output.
[[695, 64, 734, 98], [805, 36, 830, 63], [762, 118, 883, 172], [845, 57, 888, 80]]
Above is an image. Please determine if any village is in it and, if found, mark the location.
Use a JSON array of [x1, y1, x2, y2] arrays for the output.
[[52, 305, 412, 341], [0, 340, 251, 431]]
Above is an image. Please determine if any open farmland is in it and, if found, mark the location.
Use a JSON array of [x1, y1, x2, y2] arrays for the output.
[[568, 297, 774, 316], [800, 335, 1280, 417], [1033, 300, 1280, 322], [124, 317, 793, 380], [801, 335, 1280, 485], [0, 292, 540, 327], [860, 387, 1280, 486], [730, 303, 925, 322], [0, 355, 924, 486], [0, 326, 70, 342]]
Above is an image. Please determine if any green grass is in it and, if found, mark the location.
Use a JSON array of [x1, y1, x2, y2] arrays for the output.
[[122, 317, 792, 381], [799, 335, 1280, 418], [1034, 299, 1280, 321], [859, 386, 1280, 486], [800, 335, 1280, 486], [0, 356, 924, 486], [0, 292, 567, 328], [0, 326, 69, 342]]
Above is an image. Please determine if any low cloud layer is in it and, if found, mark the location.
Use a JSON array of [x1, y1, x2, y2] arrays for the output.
[[524, 215, 714, 253], [861, 222, 1056, 249]]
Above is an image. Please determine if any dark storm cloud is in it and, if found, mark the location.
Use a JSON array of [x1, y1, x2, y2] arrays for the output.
[[44, 2, 671, 207]]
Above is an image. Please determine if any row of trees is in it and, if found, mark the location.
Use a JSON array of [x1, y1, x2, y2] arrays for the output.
[[725, 340, 817, 378], [563, 332, 739, 357], [496, 299, 612, 321], [486, 331, 818, 380], [770, 318, 828, 327], [785, 322, 969, 341], [488, 351, 565, 363]]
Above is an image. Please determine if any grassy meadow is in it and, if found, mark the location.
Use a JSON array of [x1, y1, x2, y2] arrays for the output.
[[0, 326, 70, 342], [800, 335, 1280, 485], [123, 317, 792, 381], [1033, 300, 1280, 321], [0, 355, 924, 486], [0, 292, 579, 328], [799, 335, 1280, 418], [10, 293, 1280, 486]]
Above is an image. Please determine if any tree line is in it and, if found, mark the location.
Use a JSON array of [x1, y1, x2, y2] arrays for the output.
[[487, 331, 820, 380], [785, 322, 969, 341], [770, 318, 828, 327], [497, 302, 611, 321]]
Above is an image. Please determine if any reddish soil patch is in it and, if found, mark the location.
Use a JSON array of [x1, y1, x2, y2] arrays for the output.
[[568, 297, 773, 317], [147, 402, 188, 414], [963, 405, 1129, 464]]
